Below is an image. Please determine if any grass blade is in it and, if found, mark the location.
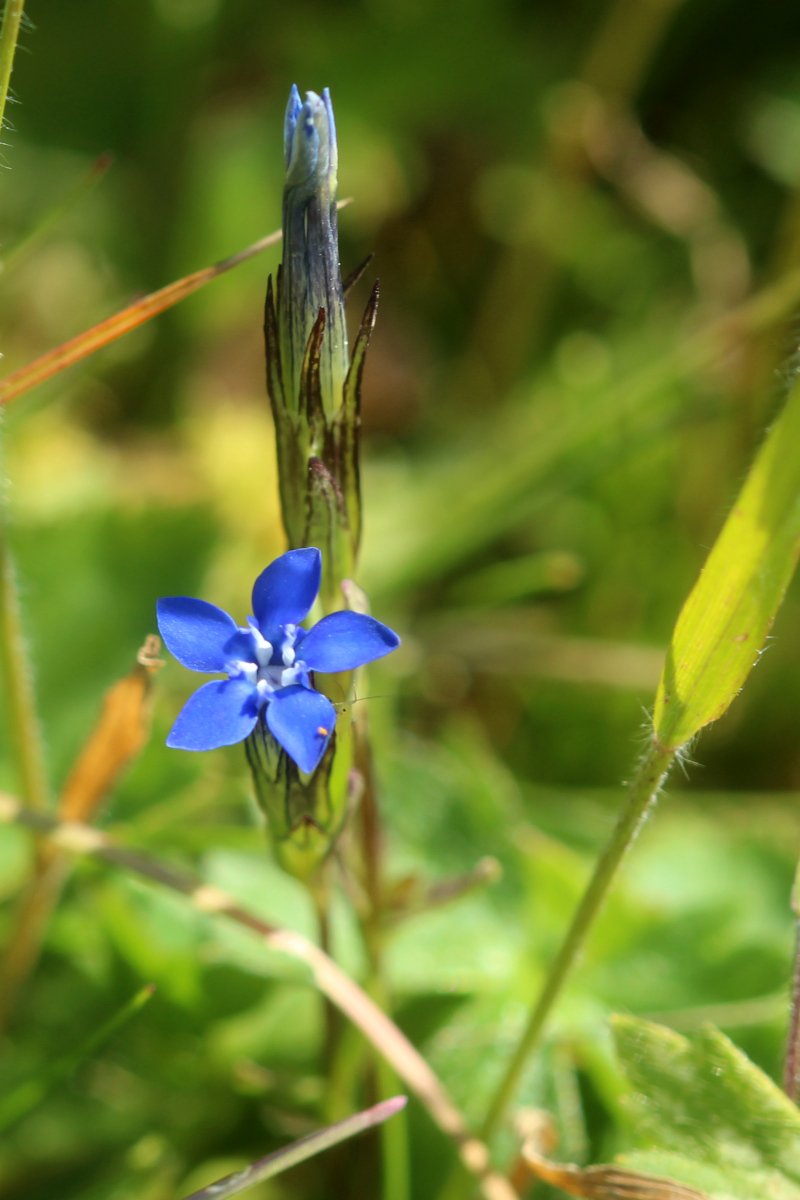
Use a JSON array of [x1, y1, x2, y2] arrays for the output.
[[1, 152, 113, 273], [181, 1097, 408, 1200], [0, 983, 155, 1132]]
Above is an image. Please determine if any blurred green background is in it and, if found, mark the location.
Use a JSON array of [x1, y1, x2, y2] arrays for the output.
[[2, 0, 800, 1196]]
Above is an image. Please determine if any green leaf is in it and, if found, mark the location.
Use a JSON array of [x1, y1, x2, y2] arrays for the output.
[[654, 379, 800, 749], [612, 1014, 800, 1199]]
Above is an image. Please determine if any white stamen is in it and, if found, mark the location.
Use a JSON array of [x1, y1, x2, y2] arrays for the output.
[[280, 664, 303, 688], [229, 660, 258, 685], [247, 618, 274, 668], [281, 623, 298, 666]]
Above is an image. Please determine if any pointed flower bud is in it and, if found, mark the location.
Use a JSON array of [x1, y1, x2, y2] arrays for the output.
[[265, 85, 380, 612], [281, 85, 348, 419]]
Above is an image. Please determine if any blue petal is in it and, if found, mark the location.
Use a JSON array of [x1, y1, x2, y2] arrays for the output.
[[166, 678, 259, 751], [266, 685, 336, 774], [322, 87, 338, 182], [285, 95, 321, 193], [157, 598, 239, 673], [225, 626, 258, 664], [300, 612, 400, 673], [252, 548, 321, 634], [284, 83, 302, 167]]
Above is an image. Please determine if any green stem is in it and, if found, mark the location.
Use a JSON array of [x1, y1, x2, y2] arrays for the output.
[[0, 0, 47, 814], [480, 740, 673, 1143], [782, 861, 800, 1100], [310, 870, 341, 1070], [0, 0, 25, 136], [357, 724, 410, 1200], [372, 974, 411, 1200], [0, 514, 50, 811]]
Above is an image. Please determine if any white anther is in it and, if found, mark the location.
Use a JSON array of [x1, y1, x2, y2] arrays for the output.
[[280, 664, 303, 688], [247, 620, 273, 668], [281, 624, 298, 666], [229, 661, 257, 685]]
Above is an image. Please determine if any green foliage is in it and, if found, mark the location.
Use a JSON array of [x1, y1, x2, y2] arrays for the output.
[[614, 1015, 800, 1199], [655, 377, 800, 750], [2, 1, 800, 1198]]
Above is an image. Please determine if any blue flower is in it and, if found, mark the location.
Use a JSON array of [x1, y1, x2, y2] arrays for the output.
[[157, 547, 399, 775]]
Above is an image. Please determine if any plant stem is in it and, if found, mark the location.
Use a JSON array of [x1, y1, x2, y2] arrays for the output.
[[0, 516, 50, 812], [0, 0, 48, 815], [310, 870, 342, 1070], [0, 0, 24, 136], [783, 862, 800, 1100], [481, 739, 673, 1142], [373, 979, 411, 1200], [356, 723, 411, 1200]]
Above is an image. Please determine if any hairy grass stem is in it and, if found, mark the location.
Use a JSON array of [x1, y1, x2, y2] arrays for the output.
[[480, 740, 673, 1140], [0, 0, 24, 138], [0, 521, 49, 814]]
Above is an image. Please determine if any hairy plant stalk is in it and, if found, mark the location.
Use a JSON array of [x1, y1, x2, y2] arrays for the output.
[[0, 521, 49, 813], [354, 723, 410, 1200], [783, 863, 800, 1100], [0, 0, 24, 135], [0, 0, 45, 816], [480, 740, 673, 1143]]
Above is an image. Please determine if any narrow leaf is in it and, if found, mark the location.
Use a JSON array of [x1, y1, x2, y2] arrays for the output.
[[338, 280, 379, 551], [342, 252, 374, 297], [181, 1096, 408, 1200], [654, 378, 800, 749], [342, 280, 379, 426]]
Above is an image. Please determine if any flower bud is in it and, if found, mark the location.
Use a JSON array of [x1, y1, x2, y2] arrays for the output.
[[281, 86, 347, 420], [265, 85, 380, 612]]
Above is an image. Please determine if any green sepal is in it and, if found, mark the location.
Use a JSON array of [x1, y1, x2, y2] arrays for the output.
[[299, 307, 325, 434], [264, 272, 307, 548], [244, 710, 357, 881], [334, 281, 380, 556]]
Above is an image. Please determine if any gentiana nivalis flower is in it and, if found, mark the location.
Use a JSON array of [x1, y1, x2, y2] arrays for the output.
[[157, 548, 399, 775]]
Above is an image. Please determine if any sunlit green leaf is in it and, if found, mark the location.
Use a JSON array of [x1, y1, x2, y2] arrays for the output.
[[654, 379, 800, 749], [613, 1014, 800, 1200]]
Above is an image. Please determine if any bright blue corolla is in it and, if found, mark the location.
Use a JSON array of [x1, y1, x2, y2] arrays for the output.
[[157, 547, 399, 774]]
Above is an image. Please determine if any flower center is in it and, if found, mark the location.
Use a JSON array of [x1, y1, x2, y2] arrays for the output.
[[227, 620, 307, 705]]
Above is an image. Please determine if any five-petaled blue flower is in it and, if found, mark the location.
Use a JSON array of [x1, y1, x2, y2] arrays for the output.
[[157, 548, 399, 775]]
